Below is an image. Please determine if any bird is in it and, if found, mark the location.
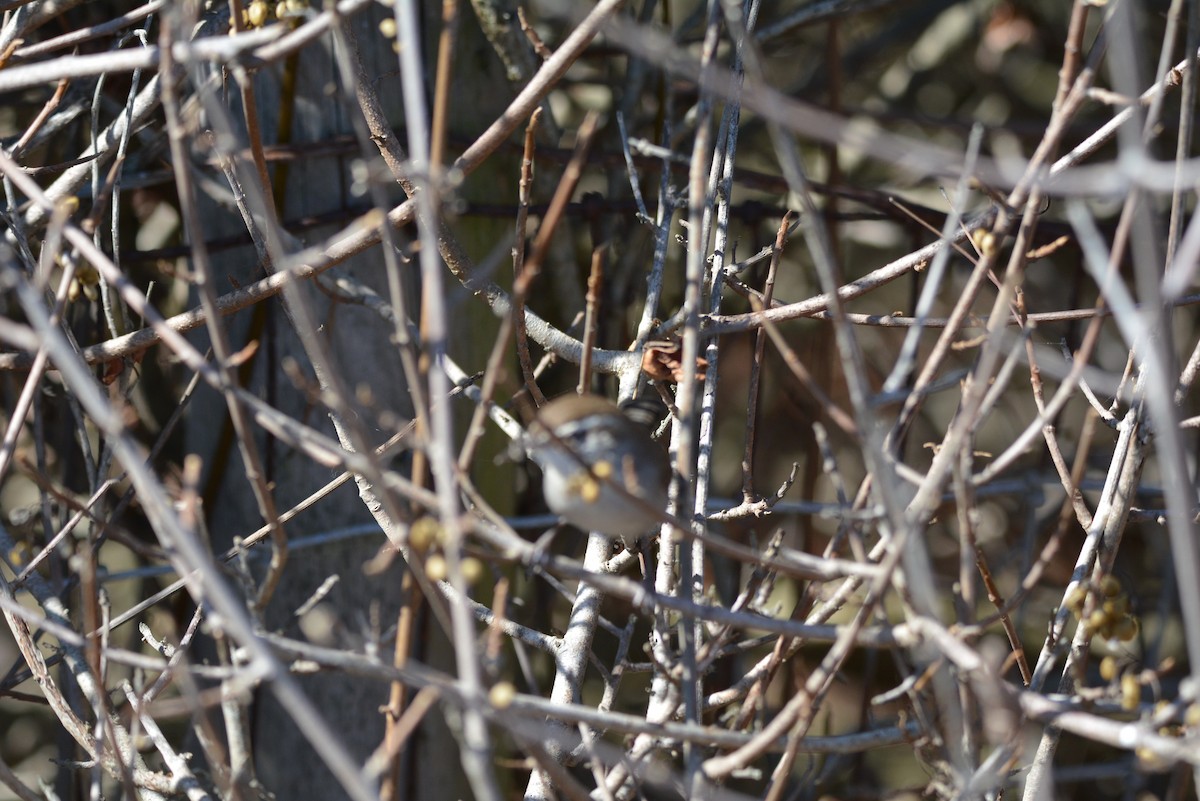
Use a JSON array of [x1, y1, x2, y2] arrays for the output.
[[526, 393, 671, 542]]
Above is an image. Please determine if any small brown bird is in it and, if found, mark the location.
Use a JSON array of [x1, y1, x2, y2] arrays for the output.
[[526, 394, 671, 541]]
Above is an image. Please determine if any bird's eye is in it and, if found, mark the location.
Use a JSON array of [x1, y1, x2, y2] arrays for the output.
[[564, 428, 591, 447]]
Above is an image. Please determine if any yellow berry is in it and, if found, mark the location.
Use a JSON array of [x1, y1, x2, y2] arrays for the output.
[[1121, 674, 1141, 711], [247, 0, 269, 27], [489, 681, 516, 709], [1065, 585, 1088, 616], [408, 516, 440, 553], [972, 229, 997, 257], [1103, 595, 1130, 618], [460, 557, 484, 587], [1136, 745, 1168, 771], [424, 554, 447, 581], [572, 475, 600, 504], [1112, 615, 1139, 643], [7, 542, 28, 567]]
